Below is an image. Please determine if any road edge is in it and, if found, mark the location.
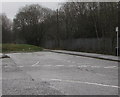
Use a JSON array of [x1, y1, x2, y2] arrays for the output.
[[47, 50, 120, 62]]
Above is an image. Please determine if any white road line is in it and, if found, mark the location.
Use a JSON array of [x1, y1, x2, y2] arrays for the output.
[[96, 73, 106, 76], [56, 65, 64, 67], [43, 65, 52, 67], [30, 62, 117, 69], [91, 66, 100, 68], [78, 65, 88, 67], [17, 66, 24, 67], [32, 61, 40, 66], [49, 78, 120, 89], [4, 66, 12, 68], [77, 65, 117, 69], [51, 79, 62, 81], [31, 65, 40, 67], [104, 66, 117, 69]]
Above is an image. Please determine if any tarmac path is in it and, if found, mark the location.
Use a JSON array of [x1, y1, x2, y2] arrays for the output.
[[2, 51, 119, 95]]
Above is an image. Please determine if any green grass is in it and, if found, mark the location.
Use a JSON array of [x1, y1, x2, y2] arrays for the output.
[[1, 44, 43, 53]]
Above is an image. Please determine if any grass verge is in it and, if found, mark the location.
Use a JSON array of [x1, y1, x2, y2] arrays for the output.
[[1, 44, 43, 53]]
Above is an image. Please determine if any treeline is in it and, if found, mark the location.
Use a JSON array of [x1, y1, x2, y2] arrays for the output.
[[1, 2, 119, 47]]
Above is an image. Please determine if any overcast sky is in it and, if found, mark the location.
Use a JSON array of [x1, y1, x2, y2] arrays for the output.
[[2, 0, 118, 20], [2, 2, 64, 20]]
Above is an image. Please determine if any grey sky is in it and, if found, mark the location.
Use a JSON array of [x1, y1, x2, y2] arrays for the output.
[[2, 2, 63, 20], [2, 0, 118, 20]]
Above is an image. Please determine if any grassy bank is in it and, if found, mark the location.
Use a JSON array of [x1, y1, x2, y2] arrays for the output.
[[1, 44, 43, 53]]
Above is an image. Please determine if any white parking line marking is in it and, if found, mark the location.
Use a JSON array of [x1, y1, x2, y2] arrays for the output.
[[104, 66, 117, 68], [32, 61, 40, 66], [30, 62, 117, 69], [17, 66, 24, 67], [4, 66, 12, 68], [56, 65, 64, 67], [49, 78, 119, 89], [44, 65, 52, 67], [51, 79, 62, 81], [77, 65, 117, 69], [78, 65, 88, 67], [96, 73, 106, 76], [91, 66, 100, 68]]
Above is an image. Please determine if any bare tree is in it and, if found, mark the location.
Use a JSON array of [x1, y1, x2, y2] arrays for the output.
[[1, 14, 12, 43]]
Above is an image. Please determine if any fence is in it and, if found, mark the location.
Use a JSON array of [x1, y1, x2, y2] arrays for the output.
[[43, 38, 119, 55]]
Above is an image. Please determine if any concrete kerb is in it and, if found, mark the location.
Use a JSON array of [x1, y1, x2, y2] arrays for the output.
[[0, 50, 119, 62], [47, 50, 120, 62]]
